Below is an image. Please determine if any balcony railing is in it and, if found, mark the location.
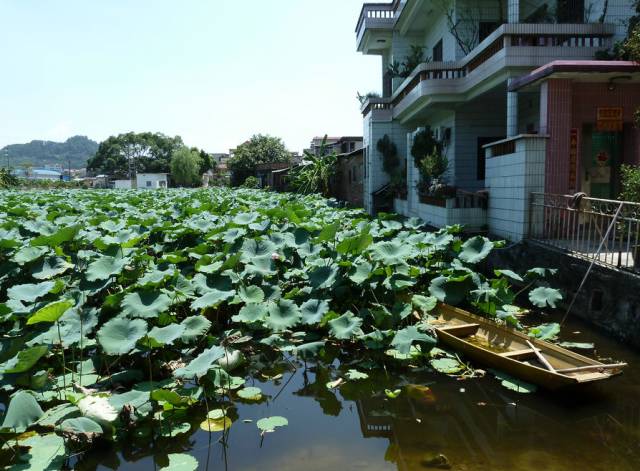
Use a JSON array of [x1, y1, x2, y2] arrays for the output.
[[361, 97, 392, 116], [355, 1, 401, 34], [362, 22, 614, 117], [529, 193, 640, 274]]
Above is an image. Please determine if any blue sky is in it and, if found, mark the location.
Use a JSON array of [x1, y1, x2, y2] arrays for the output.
[[0, 1, 383, 153]]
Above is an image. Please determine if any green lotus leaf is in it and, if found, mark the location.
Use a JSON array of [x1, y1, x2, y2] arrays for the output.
[[85, 256, 128, 281], [1, 391, 44, 433], [243, 255, 277, 276], [27, 308, 99, 348], [345, 369, 369, 380], [147, 323, 186, 346], [391, 326, 436, 354], [121, 290, 172, 319], [160, 422, 191, 438], [0, 346, 49, 374], [240, 239, 277, 261], [191, 289, 235, 310], [58, 417, 103, 436], [292, 340, 326, 359], [27, 300, 74, 325], [256, 416, 288, 432], [527, 322, 560, 341], [97, 317, 148, 355], [9, 433, 65, 470], [529, 287, 563, 308], [109, 389, 151, 413], [174, 345, 226, 379], [237, 386, 262, 401], [180, 316, 212, 342], [412, 294, 438, 315], [428, 275, 473, 305], [37, 403, 81, 428], [264, 299, 302, 332], [458, 236, 494, 264], [12, 246, 48, 265], [233, 212, 260, 226], [494, 269, 524, 282], [328, 311, 363, 340], [337, 230, 373, 254], [348, 261, 373, 283], [7, 281, 56, 302], [370, 240, 416, 265], [300, 299, 330, 325], [430, 357, 465, 374], [492, 370, 537, 393], [31, 256, 74, 280], [308, 265, 339, 290], [232, 303, 268, 324], [0, 227, 22, 248], [31, 225, 79, 247], [238, 285, 265, 304]]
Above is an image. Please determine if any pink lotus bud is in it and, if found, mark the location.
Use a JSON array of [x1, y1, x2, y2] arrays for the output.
[[271, 253, 280, 261]]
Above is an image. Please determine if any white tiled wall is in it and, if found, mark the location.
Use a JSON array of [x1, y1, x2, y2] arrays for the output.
[[486, 136, 547, 240]]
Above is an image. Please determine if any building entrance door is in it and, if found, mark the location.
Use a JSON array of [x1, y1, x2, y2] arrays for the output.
[[590, 132, 621, 199]]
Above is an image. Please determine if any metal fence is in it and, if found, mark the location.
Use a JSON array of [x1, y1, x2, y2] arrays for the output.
[[529, 193, 640, 274]]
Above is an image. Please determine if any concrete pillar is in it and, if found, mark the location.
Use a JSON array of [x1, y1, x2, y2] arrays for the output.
[[539, 82, 549, 135], [507, 0, 520, 23], [507, 79, 519, 137]]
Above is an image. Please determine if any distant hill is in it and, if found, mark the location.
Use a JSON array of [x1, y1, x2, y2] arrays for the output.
[[1, 136, 99, 169]]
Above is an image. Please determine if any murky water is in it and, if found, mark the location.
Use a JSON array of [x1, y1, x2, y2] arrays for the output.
[[65, 315, 640, 471]]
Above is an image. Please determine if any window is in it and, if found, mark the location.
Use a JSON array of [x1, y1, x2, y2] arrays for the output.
[[350, 142, 355, 152], [432, 39, 443, 62], [476, 137, 504, 180], [479, 22, 499, 43], [146, 181, 152, 187]]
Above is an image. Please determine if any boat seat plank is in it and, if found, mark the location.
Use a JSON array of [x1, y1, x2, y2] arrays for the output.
[[499, 348, 537, 360], [437, 323, 480, 337]]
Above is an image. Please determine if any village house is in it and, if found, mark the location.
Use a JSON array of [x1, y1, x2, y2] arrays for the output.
[[356, 0, 639, 240]]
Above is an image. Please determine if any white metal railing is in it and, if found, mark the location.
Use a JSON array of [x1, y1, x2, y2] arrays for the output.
[[529, 193, 640, 273], [355, 1, 400, 33]]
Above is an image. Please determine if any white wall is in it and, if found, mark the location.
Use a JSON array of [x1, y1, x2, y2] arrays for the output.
[[136, 174, 168, 189], [114, 180, 132, 189], [486, 136, 546, 240]]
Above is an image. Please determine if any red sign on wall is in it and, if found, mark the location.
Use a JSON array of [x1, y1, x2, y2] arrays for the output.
[[569, 128, 578, 192], [596, 107, 623, 132]]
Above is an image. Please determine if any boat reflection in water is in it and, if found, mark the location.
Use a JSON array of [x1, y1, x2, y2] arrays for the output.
[[354, 374, 640, 471]]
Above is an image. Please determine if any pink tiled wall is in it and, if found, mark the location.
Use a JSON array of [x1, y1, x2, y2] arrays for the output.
[[545, 80, 640, 194]]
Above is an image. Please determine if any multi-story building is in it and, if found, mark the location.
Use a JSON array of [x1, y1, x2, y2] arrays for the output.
[[356, 0, 640, 240], [307, 136, 364, 156]]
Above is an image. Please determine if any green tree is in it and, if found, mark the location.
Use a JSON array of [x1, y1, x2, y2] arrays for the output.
[[197, 149, 214, 175], [170, 148, 203, 187], [228, 134, 290, 186], [87, 132, 184, 178], [289, 137, 337, 197]]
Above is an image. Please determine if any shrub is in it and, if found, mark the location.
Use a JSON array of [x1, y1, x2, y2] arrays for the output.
[[376, 135, 399, 176], [620, 165, 640, 202], [242, 176, 260, 189]]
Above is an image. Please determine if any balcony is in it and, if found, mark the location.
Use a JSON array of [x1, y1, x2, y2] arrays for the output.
[[362, 22, 615, 121], [356, 1, 402, 53]]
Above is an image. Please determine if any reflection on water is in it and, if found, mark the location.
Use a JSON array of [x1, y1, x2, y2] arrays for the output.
[[72, 316, 640, 471]]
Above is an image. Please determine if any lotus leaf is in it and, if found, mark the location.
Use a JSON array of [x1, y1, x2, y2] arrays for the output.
[[97, 317, 148, 355], [1, 391, 44, 433], [161, 453, 199, 471], [529, 287, 563, 308], [328, 312, 363, 340], [121, 290, 172, 319]]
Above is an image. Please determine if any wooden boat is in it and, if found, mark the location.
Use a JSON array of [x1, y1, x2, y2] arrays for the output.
[[432, 304, 627, 390]]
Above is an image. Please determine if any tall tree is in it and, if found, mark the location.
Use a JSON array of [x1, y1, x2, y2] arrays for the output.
[[170, 147, 203, 187], [228, 134, 290, 186], [87, 132, 184, 178]]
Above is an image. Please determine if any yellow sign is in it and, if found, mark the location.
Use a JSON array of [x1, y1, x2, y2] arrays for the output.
[[596, 107, 623, 132]]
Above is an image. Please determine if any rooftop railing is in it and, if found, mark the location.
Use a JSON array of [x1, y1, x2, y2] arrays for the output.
[[355, 1, 400, 34]]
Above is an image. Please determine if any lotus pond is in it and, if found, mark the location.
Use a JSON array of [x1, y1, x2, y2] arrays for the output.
[[0, 188, 634, 470]]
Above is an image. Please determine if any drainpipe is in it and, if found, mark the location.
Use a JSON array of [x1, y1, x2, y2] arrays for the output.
[[507, 79, 518, 137], [507, 0, 520, 23]]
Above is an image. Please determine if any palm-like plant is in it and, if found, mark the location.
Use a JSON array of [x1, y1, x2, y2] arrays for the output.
[[289, 136, 338, 197]]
